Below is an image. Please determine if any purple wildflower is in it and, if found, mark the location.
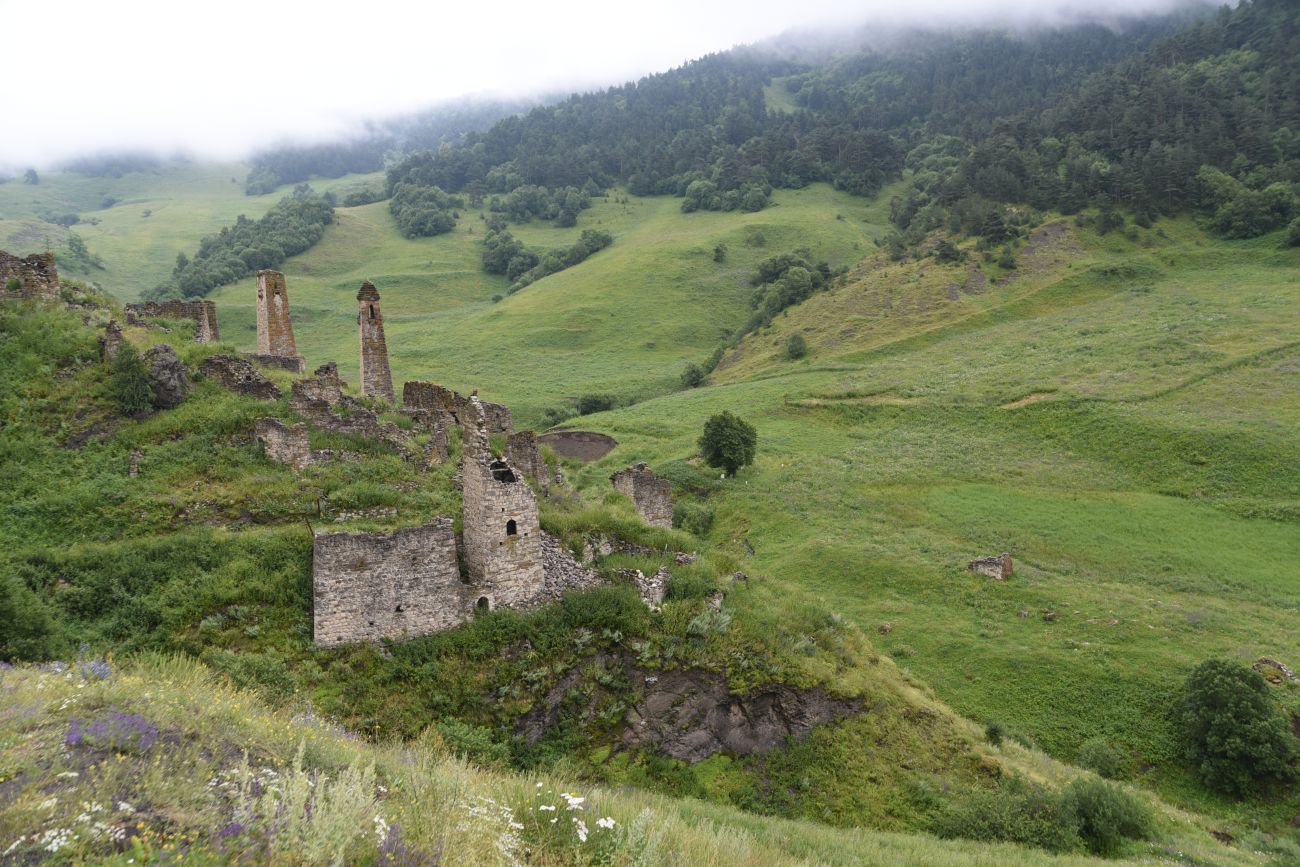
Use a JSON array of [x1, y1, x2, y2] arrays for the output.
[[65, 707, 158, 753], [378, 824, 441, 867]]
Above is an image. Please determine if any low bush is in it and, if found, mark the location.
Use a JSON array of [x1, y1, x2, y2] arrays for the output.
[[1061, 777, 1153, 856], [1077, 737, 1126, 780], [931, 777, 1081, 853]]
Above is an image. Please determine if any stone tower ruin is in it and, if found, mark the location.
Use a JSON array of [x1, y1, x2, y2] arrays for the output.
[[461, 397, 544, 610], [0, 251, 59, 301], [254, 270, 304, 371], [357, 281, 395, 403]]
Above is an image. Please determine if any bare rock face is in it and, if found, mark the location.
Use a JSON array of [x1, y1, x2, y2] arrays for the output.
[[143, 344, 190, 409], [967, 553, 1013, 580], [518, 654, 862, 763], [200, 354, 281, 400]]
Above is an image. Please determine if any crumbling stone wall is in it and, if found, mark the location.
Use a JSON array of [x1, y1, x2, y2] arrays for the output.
[[254, 270, 304, 369], [98, 320, 124, 363], [506, 431, 549, 496], [357, 281, 395, 403], [247, 353, 306, 373], [402, 381, 513, 434], [313, 519, 467, 647], [461, 398, 544, 608], [124, 300, 220, 342], [0, 250, 59, 301], [610, 463, 673, 528], [200, 355, 281, 399], [254, 417, 311, 469], [290, 363, 410, 455]]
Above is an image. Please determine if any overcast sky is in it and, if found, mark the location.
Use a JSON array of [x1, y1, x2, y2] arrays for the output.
[[0, 0, 1211, 169]]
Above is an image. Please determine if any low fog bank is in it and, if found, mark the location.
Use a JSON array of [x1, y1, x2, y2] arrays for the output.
[[1, 0, 1217, 171]]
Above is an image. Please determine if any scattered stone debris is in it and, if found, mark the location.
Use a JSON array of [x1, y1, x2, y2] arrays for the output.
[[128, 449, 143, 478], [706, 590, 725, 610], [1017, 610, 1030, 618], [1042, 610, 1058, 622], [968, 553, 1014, 580], [200, 354, 281, 400], [1252, 657, 1296, 684], [540, 531, 603, 599], [610, 463, 674, 528], [730, 571, 749, 584], [878, 622, 893, 634], [143, 344, 189, 409], [626, 567, 670, 610], [675, 551, 698, 566]]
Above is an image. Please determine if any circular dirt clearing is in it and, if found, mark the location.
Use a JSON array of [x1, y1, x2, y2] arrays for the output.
[[538, 430, 618, 462]]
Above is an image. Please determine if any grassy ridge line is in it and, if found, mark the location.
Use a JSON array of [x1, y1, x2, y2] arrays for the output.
[[0, 655, 1261, 866]]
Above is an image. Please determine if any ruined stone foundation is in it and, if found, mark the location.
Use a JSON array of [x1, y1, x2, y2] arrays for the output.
[[611, 463, 673, 528], [0, 251, 59, 301]]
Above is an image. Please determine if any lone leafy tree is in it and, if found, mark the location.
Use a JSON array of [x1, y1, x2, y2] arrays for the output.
[[699, 411, 756, 477], [1177, 659, 1297, 797]]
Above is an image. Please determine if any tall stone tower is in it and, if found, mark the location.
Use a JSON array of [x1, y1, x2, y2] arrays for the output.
[[357, 281, 395, 403], [461, 397, 544, 610], [254, 270, 303, 370]]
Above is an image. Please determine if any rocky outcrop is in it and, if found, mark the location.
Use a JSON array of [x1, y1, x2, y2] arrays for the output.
[[143, 344, 189, 409], [200, 354, 281, 400], [518, 654, 862, 763], [967, 553, 1013, 580]]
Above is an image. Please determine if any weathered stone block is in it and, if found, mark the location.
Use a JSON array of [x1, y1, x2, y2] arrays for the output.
[[967, 553, 1013, 580], [0, 250, 59, 301], [98, 320, 124, 363]]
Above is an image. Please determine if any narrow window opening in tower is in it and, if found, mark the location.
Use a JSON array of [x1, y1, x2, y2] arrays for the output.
[[506, 519, 518, 536], [369, 305, 376, 319]]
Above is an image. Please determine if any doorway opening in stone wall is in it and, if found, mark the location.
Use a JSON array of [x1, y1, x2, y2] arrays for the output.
[[477, 596, 490, 611], [506, 519, 517, 536]]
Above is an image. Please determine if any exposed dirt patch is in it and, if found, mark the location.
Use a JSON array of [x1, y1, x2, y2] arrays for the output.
[[999, 392, 1056, 410], [794, 393, 922, 408], [536, 430, 618, 462]]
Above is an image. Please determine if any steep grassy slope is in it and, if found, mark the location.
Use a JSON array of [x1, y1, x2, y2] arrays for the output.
[[0, 164, 380, 299], [0, 656, 1259, 866], [560, 218, 1300, 832], [205, 183, 888, 420]]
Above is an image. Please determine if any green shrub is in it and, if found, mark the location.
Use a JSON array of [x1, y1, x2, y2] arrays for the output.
[[1077, 737, 1126, 780], [576, 393, 617, 415], [1061, 777, 1153, 856], [1286, 216, 1300, 248], [1177, 658, 1297, 797], [673, 502, 715, 536], [0, 570, 64, 661], [435, 718, 512, 765], [665, 568, 714, 601], [559, 587, 648, 635], [931, 778, 1081, 853], [680, 362, 706, 388], [985, 721, 1006, 746], [110, 343, 155, 416], [785, 333, 807, 360]]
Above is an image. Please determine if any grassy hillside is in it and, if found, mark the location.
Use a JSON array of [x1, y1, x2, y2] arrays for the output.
[[0, 655, 1258, 866], [559, 216, 1300, 833], [0, 164, 381, 299], [204, 183, 887, 420], [0, 298, 1264, 863]]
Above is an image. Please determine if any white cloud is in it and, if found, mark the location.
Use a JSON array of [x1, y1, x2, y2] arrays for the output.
[[0, 0, 1209, 168]]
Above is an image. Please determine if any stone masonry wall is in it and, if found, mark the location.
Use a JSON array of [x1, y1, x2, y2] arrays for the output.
[[402, 380, 512, 434], [255, 269, 302, 361], [313, 519, 467, 647], [357, 281, 395, 403], [125, 300, 220, 342], [506, 431, 549, 496], [0, 251, 59, 301], [461, 398, 544, 608], [254, 417, 311, 469], [611, 463, 673, 528]]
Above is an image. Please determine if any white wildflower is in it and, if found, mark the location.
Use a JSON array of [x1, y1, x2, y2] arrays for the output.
[[539, 804, 556, 812], [117, 801, 134, 813], [56, 771, 79, 779], [596, 817, 616, 830], [3, 837, 24, 857], [39, 798, 57, 810], [573, 818, 588, 843], [38, 828, 72, 853], [374, 814, 389, 844], [535, 782, 543, 788]]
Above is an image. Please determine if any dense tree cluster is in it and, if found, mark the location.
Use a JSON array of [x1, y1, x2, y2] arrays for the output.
[[155, 185, 334, 298], [481, 219, 613, 293], [389, 184, 463, 238]]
